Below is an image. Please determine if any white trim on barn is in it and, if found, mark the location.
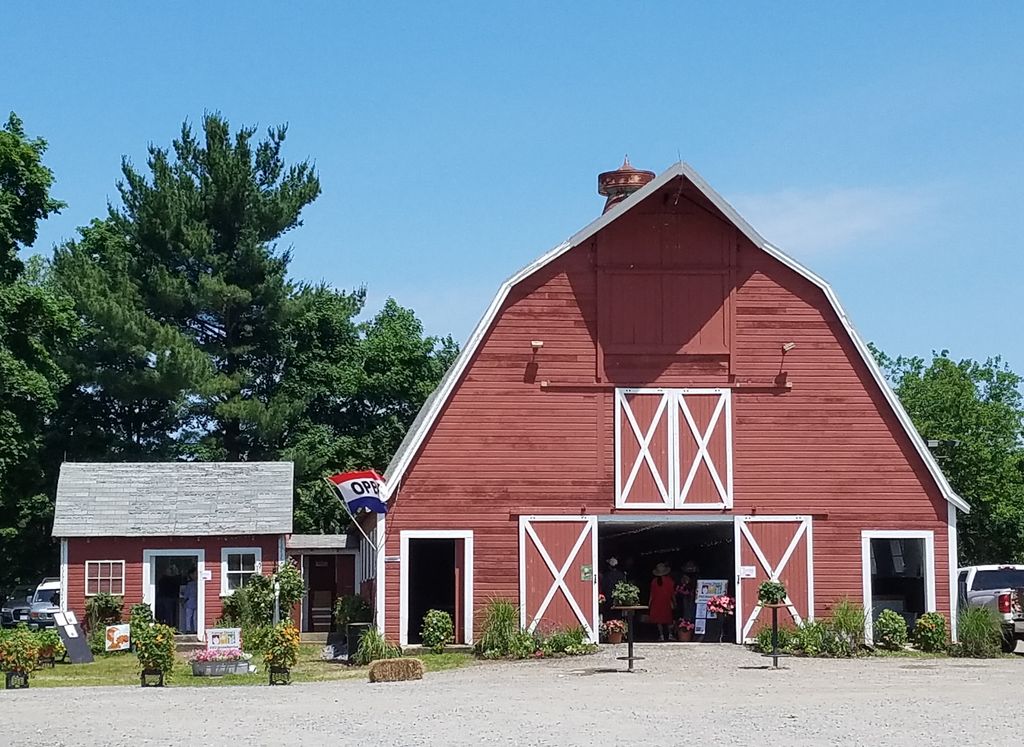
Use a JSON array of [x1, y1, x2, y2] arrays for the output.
[[59, 538, 68, 614], [861, 529, 937, 644], [375, 515, 386, 633], [383, 162, 968, 516], [142, 548, 206, 642], [398, 529, 474, 648], [948, 503, 959, 641]]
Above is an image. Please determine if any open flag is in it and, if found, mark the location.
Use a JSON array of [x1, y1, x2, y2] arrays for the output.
[[327, 469, 388, 515]]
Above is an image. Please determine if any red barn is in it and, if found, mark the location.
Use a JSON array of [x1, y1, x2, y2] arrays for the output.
[[53, 462, 293, 639], [369, 160, 968, 647]]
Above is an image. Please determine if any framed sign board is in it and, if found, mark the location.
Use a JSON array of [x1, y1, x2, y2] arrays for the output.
[[206, 627, 241, 650]]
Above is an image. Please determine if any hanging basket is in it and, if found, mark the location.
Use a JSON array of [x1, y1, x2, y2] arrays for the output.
[[5, 671, 29, 689]]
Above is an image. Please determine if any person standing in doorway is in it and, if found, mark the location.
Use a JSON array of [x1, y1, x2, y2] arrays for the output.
[[600, 557, 626, 619], [181, 569, 198, 634], [649, 562, 675, 642]]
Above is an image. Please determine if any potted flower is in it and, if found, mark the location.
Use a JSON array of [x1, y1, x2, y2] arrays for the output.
[[189, 647, 252, 677], [707, 594, 735, 617], [758, 581, 787, 606], [1, 626, 39, 689], [34, 628, 65, 667], [264, 622, 300, 685], [610, 581, 641, 608], [134, 622, 175, 687], [675, 619, 695, 642], [598, 593, 606, 606], [600, 618, 627, 644]]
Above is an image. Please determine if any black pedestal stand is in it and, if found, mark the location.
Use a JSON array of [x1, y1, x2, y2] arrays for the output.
[[612, 606, 648, 673], [760, 603, 790, 669]]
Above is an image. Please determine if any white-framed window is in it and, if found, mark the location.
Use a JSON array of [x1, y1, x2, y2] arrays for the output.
[[220, 547, 262, 595], [85, 560, 125, 596]]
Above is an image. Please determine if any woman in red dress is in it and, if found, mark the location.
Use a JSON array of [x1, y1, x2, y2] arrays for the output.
[[648, 562, 675, 641]]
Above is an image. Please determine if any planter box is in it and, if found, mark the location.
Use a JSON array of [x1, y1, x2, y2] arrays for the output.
[[191, 660, 250, 677]]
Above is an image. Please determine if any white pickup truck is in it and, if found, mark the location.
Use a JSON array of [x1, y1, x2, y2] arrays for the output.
[[957, 564, 1024, 652]]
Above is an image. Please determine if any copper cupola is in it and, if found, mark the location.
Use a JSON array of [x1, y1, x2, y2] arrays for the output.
[[597, 156, 656, 213]]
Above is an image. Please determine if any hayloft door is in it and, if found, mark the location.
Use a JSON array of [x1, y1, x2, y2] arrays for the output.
[[735, 516, 814, 642], [519, 516, 598, 643]]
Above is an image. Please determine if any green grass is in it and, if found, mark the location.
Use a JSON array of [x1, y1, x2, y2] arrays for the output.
[[28, 644, 475, 688]]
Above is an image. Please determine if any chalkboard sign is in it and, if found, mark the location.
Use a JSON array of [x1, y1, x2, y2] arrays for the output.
[[54, 611, 94, 664]]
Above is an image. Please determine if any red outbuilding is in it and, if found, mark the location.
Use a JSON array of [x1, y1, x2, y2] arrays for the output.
[[366, 160, 968, 647], [53, 462, 293, 639]]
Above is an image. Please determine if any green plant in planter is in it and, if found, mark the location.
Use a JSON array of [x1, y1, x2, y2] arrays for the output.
[[757, 581, 787, 605], [873, 609, 908, 650], [33, 628, 65, 661], [133, 623, 176, 673], [912, 611, 947, 652], [0, 626, 39, 674], [420, 609, 455, 654], [334, 595, 372, 628], [129, 603, 154, 645], [611, 581, 641, 607], [263, 622, 301, 670]]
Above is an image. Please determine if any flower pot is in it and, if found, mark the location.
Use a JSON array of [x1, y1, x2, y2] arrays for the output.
[[191, 660, 250, 677], [676, 629, 694, 642], [606, 631, 623, 645], [268, 665, 291, 686], [5, 670, 29, 689]]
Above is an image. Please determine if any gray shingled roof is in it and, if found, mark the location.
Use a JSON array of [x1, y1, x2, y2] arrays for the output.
[[53, 462, 294, 537], [286, 534, 355, 551]]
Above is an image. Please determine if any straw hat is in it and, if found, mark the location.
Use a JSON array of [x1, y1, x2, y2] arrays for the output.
[[652, 562, 671, 577]]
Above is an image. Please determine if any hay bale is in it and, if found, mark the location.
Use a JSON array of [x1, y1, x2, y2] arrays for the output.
[[367, 657, 425, 683]]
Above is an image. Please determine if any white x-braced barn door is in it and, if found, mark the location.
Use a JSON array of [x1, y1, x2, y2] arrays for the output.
[[615, 388, 732, 509], [736, 516, 814, 642], [519, 516, 598, 643]]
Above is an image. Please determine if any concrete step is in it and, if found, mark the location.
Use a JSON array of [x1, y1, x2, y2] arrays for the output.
[[173, 634, 205, 653]]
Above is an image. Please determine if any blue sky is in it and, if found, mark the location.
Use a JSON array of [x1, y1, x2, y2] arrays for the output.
[[4, 3, 1023, 372]]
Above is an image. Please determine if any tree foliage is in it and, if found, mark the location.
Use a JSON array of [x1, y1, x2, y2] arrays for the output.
[[0, 113, 77, 590], [872, 345, 1024, 563]]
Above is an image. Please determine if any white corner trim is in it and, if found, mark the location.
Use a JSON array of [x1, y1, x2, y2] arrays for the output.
[[142, 548, 206, 642], [398, 530, 474, 648], [861, 530, 936, 644], [220, 546, 263, 597], [375, 515, 386, 633], [383, 162, 969, 515], [59, 539, 68, 614], [948, 503, 959, 641]]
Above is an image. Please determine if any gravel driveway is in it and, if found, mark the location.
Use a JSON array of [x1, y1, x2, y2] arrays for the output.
[[1, 644, 1018, 746]]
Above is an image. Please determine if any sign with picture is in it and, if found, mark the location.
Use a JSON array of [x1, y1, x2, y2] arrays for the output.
[[105, 624, 131, 652], [694, 579, 729, 634], [206, 627, 241, 650]]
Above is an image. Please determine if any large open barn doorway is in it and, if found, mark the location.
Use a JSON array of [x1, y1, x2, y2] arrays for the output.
[[400, 531, 473, 647], [597, 518, 735, 643]]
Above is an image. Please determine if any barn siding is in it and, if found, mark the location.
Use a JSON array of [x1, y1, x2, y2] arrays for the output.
[[382, 185, 952, 642], [66, 534, 282, 629]]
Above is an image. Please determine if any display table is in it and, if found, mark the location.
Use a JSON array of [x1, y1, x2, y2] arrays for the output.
[[611, 605, 648, 672]]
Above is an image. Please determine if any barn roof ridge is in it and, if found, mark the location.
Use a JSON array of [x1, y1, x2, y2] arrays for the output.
[[384, 162, 969, 514]]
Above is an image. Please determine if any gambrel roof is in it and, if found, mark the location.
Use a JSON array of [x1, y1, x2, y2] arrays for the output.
[[384, 163, 969, 514], [53, 461, 294, 537]]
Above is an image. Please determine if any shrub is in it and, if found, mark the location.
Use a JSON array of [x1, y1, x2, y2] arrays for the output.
[[475, 598, 520, 656], [85, 593, 123, 630], [912, 611, 948, 652], [874, 609, 908, 650], [829, 598, 866, 656], [223, 561, 306, 629], [956, 606, 1002, 658], [506, 630, 538, 659], [34, 628, 66, 659], [263, 622, 301, 670], [133, 623, 176, 673], [538, 627, 595, 658], [242, 625, 272, 655], [219, 586, 252, 627], [0, 625, 39, 673], [129, 603, 154, 645], [420, 609, 454, 654], [368, 657, 424, 682], [87, 626, 107, 655], [790, 620, 830, 656], [754, 624, 796, 654], [353, 626, 402, 666], [757, 581, 787, 605], [334, 594, 372, 628], [274, 560, 306, 615], [611, 581, 640, 607]]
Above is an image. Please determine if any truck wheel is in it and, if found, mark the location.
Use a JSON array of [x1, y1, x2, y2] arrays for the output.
[[1001, 633, 1018, 653]]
